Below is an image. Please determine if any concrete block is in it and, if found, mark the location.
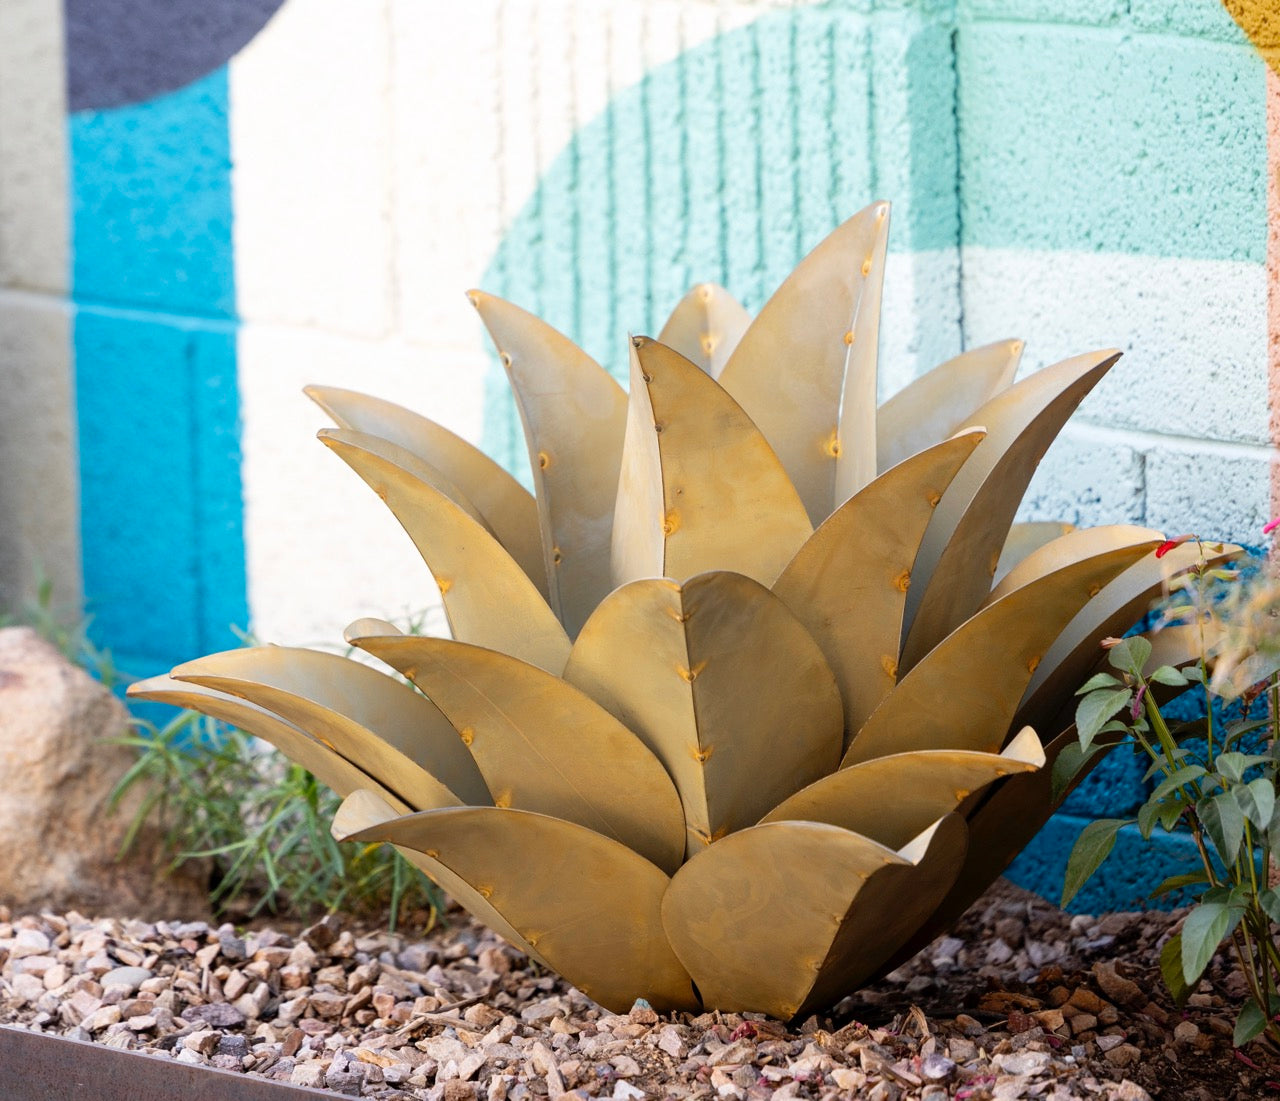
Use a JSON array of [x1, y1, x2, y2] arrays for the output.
[[1006, 814, 1204, 913], [1060, 746, 1148, 819], [961, 248, 1268, 446], [75, 308, 245, 672], [229, 0, 393, 336], [1128, 0, 1253, 43], [1144, 445, 1274, 547], [0, 293, 78, 615], [70, 69, 233, 317], [1016, 426, 1146, 530], [958, 0, 1126, 27], [957, 24, 1266, 263], [0, 0, 68, 294]]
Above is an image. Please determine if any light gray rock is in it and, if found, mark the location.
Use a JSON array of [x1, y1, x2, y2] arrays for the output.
[[0, 627, 207, 917]]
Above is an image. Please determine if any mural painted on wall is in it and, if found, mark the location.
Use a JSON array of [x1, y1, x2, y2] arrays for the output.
[[19, 0, 1277, 910]]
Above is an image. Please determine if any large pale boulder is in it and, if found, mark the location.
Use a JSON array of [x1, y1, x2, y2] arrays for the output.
[[0, 626, 208, 917]]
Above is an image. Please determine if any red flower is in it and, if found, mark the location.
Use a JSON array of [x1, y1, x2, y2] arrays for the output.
[[1155, 534, 1195, 558]]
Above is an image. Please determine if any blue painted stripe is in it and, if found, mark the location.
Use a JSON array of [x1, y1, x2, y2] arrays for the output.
[[70, 67, 247, 675]]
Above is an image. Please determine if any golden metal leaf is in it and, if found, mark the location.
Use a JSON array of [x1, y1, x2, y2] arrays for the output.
[[876, 340, 1022, 474], [797, 814, 968, 1017], [335, 794, 699, 1014], [717, 203, 890, 524], [761, 727, 1043, 850], [772, 431, 984, 745], [127, 675, 412, 815], [306, 385, 548, 599], [657, 283, 751, 379], [470, 291, 627, 637], [985, 525, 1165, 606], [843, 541, 1158, 767], [564, 571, 843, 859], [343, 632, 686, 874], [1017, 541, 1242, 732], [995, 521, 1076, 584], [900, 350, 1120, 672], [660, 817, 959, 1018], [332, 790, 549, 970], [319, 428, 572, 674], [170, 646, 489, 811], [612, 338, 813, 589]]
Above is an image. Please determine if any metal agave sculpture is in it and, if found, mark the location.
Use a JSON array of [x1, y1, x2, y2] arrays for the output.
[[129, 203, 1231, 1019]]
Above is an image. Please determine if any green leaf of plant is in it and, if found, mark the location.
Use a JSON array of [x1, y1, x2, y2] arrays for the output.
[[1137, 800, 1159, 840], [1077, 672, 1123, 695], [1150, 870, 1210, 899], [1148, 665, 1189, 687], [1150, 766, 1206, 803], [1051, 742, 1108, 803], [1215, 752, 1267, 784], [1261, 887, 1280, 926], [1160, 933, 1192, 1007], [1106, 636, 1153, 677], [1200, 791, 1245, 866], [1181, 901, 1241, 987], [1234, 1001, 1267, 1047], [1076, 688, 1133, 750], [1061, 818, 1129, 908], [1236, 778, 1276, 832], [1157, 800, 1185, 831]]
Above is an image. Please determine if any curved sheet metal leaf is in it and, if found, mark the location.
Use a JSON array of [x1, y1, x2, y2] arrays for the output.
[[320, 428, 571, 674], [613, 338, 812, 589], [900, 350, 1121, 673], [345, 633, 686, 873], [306, 385, 548, 599], [1017, 540, 1241, 732], [470, 291, 627, 637], [994, 521, 1076, 584], [761, 727, 1043, 850], [985, 525, 1164, 606], [333, 790, 549, 970], [661, 817, 960, 1018], [127, 675, 413, 814], [564, 572, 843, 858], [335, 795, 699, 1013], [876, 339, 1022, 474], [772, 431, 984, 744], [657, 283, 751, 379], [718, 203, 890, 524], [843, 542, 1158, 766], [170, 646, 490, 811]]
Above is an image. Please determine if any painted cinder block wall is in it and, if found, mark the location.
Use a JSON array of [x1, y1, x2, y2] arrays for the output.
[[1, 0, 1277, 911]]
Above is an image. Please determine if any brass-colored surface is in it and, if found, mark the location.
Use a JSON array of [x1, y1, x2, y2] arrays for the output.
[[306, 385, 548, 599], [798, 814, 967, 1017], [762, 728, 1043, 850], [170, 646, 489, 811], [901, 351, 1120, 673], [994, 521, 1076, 584], [613, 339, 812, 589], [345, 633, 686, 873], [336, 795, 699, 1014], [564, 572, 843, 858], [661, 819, 922, 1018], [876, 339, 1021, 474], [718, 203, 890, 524], [1016, 541, 1241, 731], [470, 291, 627, 637], [985, 525, 1164, 606], [319, 428, 571, 674], [331, 790, 549, 968], [772, 431, 984, 745], [127, 675, 412, 815], [844, 542, 1157, 766], [657, 283, 752, 379]]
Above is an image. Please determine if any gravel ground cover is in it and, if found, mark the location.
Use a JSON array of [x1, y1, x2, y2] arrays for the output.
[[1, 880, 1275, 1100]]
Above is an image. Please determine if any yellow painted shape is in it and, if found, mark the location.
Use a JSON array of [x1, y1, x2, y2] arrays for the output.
[[1223, 1, 1280, 76]]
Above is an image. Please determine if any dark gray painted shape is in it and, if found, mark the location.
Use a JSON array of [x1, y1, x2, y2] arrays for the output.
[[66, 0, 288, 111]]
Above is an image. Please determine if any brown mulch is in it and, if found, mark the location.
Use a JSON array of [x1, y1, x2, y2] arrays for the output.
[[0, 879, 1275, 1099]]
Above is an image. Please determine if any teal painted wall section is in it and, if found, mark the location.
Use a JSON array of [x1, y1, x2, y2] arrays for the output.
[[71, 68, 247, 675]]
